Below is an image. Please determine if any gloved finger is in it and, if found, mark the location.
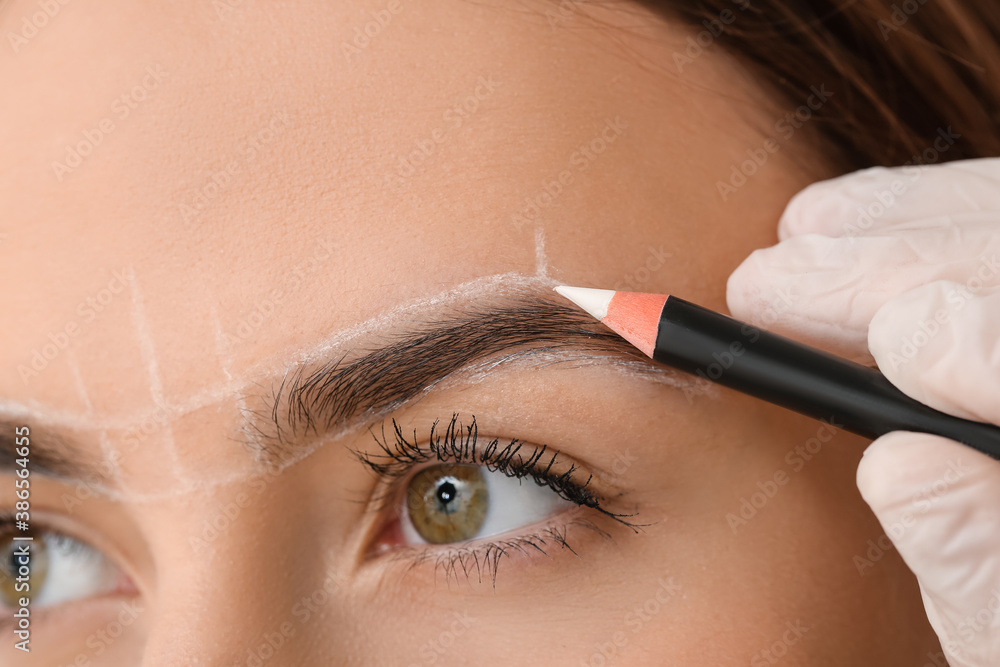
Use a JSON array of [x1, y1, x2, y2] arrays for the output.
[[857, 432, 1000, 666], [726, 219, 1000, 362], [868, 282, 1000, 424], [777, 157, 1000, 240]]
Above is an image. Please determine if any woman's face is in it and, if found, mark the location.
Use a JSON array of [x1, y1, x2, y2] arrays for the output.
[[1, 1, 938, 664]]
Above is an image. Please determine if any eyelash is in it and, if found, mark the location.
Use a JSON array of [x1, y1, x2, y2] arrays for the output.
[[352, 414, 640, 585]]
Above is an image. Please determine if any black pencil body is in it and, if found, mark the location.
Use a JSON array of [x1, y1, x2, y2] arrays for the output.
[[653, 297, 1000, 460]]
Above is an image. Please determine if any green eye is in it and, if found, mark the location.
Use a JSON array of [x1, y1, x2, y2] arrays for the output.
[[406, 464, 489, 544], [400, 462, 574, 546]]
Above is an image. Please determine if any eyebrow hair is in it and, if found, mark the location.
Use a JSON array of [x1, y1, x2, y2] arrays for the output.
[[249, 288, 653, 462], [0, 287, 670, 483], [0, 422, 110, 482]]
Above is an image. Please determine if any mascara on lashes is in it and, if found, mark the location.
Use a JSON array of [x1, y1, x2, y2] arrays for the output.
[[351, 413, 643, 584], [353, 413, 641, 526]]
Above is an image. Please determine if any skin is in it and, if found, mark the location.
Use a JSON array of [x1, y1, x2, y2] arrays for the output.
[[0, 0, 940, 664]]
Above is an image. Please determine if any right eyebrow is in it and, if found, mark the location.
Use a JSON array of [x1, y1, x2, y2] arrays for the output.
[[250, 287, 678, 463]]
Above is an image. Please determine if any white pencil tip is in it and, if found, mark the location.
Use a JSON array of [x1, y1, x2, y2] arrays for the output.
[[554, 285, 616, 321]]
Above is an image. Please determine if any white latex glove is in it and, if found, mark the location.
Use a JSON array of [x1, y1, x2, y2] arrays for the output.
[[726, 158, 1000, 666]]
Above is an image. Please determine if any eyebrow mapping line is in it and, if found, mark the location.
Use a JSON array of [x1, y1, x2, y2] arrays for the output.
[[535, 226, 549, 279], [2, 272, 710, 439], [128, 268, 184, 483], [0, 273, 707, 493], [66, 347, 122, 485], [0, 275, 556, 433], [439, 347, 718, 396], [210, 301, 261, 459]]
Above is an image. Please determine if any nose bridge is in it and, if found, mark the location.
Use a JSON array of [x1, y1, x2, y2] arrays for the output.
[[134, 485, 338, 666]]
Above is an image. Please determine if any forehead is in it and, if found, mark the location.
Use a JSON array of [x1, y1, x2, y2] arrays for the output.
[[0, 1, 782, 431]]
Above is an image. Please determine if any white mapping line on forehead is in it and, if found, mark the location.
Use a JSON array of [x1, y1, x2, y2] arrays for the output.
[[34, 421, 360, 503], [535, 226, 549, 279], [0, 273, 556, 431], [66, 348, 93, 413], [66, 347, 121, 484], [3, 270, 700, 434], [447, 348, 718, 396], [272, 272, 561, 367], [210, 302, 259, 459], [211, 303, 248, 410], [128, 267, 184, 483]]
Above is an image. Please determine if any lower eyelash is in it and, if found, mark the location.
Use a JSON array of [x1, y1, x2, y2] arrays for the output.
[[387, 515, 614, 588], [352, 414, 644, 586]]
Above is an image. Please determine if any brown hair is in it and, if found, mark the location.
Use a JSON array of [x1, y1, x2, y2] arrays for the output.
[[643, 0, 1000, 168]]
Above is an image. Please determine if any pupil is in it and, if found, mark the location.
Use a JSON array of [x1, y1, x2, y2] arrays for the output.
[[436, 480, 457, 506]]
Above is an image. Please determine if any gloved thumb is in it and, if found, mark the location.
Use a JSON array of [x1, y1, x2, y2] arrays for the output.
[[857, 432, 1000, 666]]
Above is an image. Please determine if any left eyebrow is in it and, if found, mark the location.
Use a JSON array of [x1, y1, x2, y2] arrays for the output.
[[252, 287, 667, 458]]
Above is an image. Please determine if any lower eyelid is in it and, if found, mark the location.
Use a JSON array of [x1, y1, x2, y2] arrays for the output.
[[368, 507, 620, 586]]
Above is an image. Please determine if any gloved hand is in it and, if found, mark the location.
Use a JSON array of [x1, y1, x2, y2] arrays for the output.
[[726, 158, 1000, 666]]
